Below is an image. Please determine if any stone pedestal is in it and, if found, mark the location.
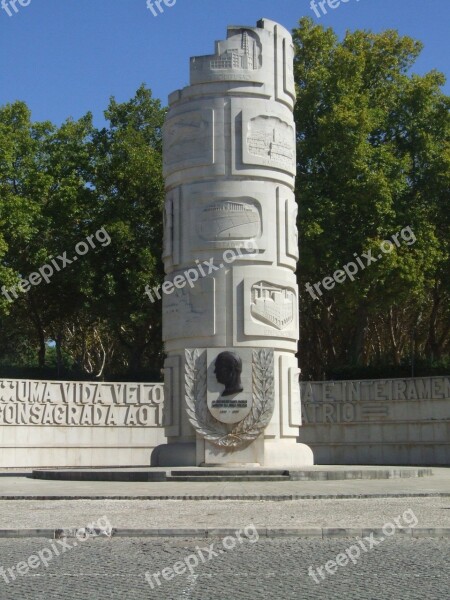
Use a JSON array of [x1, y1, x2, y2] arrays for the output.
[[160, 19, 313, 467]]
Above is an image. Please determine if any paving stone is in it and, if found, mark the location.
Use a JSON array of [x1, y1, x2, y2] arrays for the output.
[[0, 497, 448, 531], [0, 537, 448, 599]]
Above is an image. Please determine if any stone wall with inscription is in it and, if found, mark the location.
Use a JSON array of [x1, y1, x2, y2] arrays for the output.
[[299, 377, 450, 465], [3, 375, 447, 467], [0, 379, 166, 467]]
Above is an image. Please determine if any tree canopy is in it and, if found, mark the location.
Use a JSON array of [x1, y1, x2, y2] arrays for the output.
[[0, 86, 166, 380], [293, 18, 449, 379]]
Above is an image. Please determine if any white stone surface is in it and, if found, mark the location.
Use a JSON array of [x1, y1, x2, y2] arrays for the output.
[[300, 376, 450, 465], [0, 380, 166, 467], [161, 19, 313, 467]]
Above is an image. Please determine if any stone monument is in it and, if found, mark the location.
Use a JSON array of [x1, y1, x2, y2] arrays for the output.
[[160, 19, 313, 467]]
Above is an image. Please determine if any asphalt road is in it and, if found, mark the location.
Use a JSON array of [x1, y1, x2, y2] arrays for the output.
[[0, 536, 448, 600]]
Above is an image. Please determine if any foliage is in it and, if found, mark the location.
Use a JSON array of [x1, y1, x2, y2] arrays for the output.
[[0, 86, 166, 379], [293, 18, 450, 379]]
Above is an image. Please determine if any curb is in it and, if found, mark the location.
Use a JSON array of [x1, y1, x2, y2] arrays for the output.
[[0, 493, 449, 501], [29, 467, 434, 482], [0, 527, 449, 539]]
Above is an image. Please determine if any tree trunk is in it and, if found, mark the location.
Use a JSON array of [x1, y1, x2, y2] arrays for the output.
[[37, 335, 46, 369], [56, 332, 63, 377]]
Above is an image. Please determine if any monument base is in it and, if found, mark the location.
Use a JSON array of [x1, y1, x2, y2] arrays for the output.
[[199, 436, 264, 467], [152, 442, 196, 467], [155, 437, 314, 467], [263, 439, 314, 467]]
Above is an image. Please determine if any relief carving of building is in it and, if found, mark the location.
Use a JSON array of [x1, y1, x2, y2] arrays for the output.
[[197, 200, 261, 241], [250, 281, 295, 330], [246, 116, 295, 169]]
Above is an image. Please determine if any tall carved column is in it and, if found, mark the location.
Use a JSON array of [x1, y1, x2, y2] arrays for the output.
[[160, 19, 313, 467]]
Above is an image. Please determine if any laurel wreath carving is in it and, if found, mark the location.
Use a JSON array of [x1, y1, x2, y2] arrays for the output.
[[184, 348, 274, 448], [185, 349, 228, 443]]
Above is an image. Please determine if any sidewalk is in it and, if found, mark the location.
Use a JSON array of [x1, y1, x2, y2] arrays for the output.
[[0, 468, 448, 538], [0, 467, 449, 500]]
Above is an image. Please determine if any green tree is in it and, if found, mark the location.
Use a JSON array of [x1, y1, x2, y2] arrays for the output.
[[87, 85, 166, 377], [0, 101, 55, 366], [0, 86, 166, 379], [293, 18, 450, 379]]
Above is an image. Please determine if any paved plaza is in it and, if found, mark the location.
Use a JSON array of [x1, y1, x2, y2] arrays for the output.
[[1, 467, 449, 500], [0, 496, 449, 532], [0, 468, 448, 536]]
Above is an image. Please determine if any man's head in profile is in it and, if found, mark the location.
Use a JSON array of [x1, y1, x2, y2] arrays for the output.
[[214, 351, 243, 397]]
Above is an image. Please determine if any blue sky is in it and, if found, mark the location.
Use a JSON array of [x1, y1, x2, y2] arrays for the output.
[[0, 0, 449, 127]]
